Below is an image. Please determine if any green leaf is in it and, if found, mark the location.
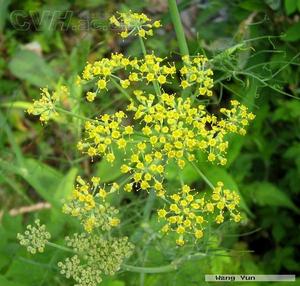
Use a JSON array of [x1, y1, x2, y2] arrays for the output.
[[8, 50, 57, 87], [0, 275, 25, 286], [0, 226, 8, 250], [210, 249, 232, 273], [0, 110, 25, 168], [298, 0, 300, 11], [0, 253, 10, 271], [226, 135, 246, 167], [54, 167, 77, 202], [272, 223, 285, 242], [273, 100, 300, 121], [69, 39, 92, 74], [1, 213, 22, 240], [285, 0, 297, 14], [0, 101, 33, 110], [265, 0, 281, 10], [239, 0, 266, 11], [246, 182, 300, 213], [96, 159, 123, 183], [0, 158, 63, 206], [5, 259, 48, 285], [282, 22, 300, 42], [22, 159, 63, 206], [165, 160, 200, 184]]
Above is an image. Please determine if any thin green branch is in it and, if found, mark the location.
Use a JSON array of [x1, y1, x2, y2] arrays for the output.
[[143, 189, 156, 222], [46, 242, 75, 253], [140, 189, 156, 284], [123, 252, 207, 274], [123, 263, 177, 274], [110, 77, 133, 101], [139, 36, 147, 55], [56, 107, 98, 123], [189, 160, 215, 190]]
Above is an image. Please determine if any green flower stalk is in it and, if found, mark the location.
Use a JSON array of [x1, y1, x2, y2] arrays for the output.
[[168, 0, 189, 56]]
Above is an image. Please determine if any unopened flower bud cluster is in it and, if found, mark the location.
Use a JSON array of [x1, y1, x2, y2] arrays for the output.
[[17, 220, 51, 254], [58, 233, 134, 286]]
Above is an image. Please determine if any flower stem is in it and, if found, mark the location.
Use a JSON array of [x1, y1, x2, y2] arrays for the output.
[[46, 242, 75, 253], [168, 0, 189, 56], [56, 107, 98, 123], [139, 36, 147, 55], [143, 189, 156, 221], [123, 252, 207, 273], [110, 77, 133, 101], [123, 263, 177, 274], [190, 160, 215, 190]]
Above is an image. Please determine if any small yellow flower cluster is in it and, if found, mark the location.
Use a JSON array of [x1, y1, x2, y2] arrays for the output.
[[134, 54, 176, 85], [157, 182, 241, 246], [121, 150, 166, 197], [209, 181, 241, 224], [81, 53, 138, 101], [77, 111, 132, 162], [220, 100, 256, 135], [128, 93, 212, 166], [80, 53, 177, 102], [127, 93, 255, 166], [77, 92, 254, 197], [27, 86, 68, 122], [180, 55, 214, 96], [62, 176, 120, 233], [109, 11, 161, 39], [157, 185, 205, 246]]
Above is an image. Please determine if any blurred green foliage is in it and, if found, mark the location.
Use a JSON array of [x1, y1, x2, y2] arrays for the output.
[[0, 0, 300, 285]]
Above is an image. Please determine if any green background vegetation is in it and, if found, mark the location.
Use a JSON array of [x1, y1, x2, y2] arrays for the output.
[[0, 0, 300, 285]]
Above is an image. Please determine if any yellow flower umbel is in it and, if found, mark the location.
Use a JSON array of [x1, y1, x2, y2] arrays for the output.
[[220, 100, 256, 135], [110, 11, 161, 39], [157, 182, 242, 246], [62, 176, 120, 233], [180, 54, 214, 96], [27, 86, 68, 122], [79, 52, 177, 101], [209, 181, 241, 224], [77, 111, 132, 163], [158, 185, 206, 246], [77, 90, 254, 196]]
